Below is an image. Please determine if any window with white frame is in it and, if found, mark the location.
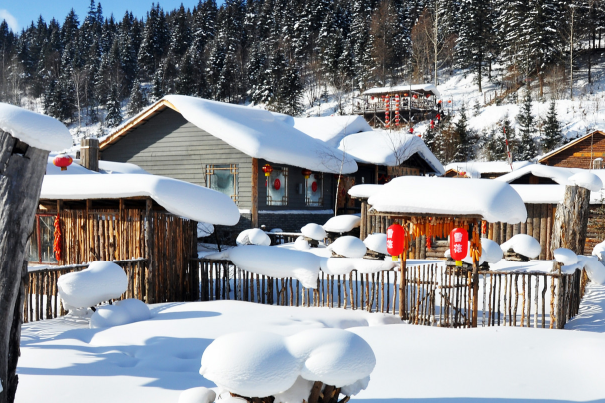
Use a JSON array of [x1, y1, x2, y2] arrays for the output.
[[267, 167, 288, 206], [305, 172, 323, 206], [206, 164, 238, 203]]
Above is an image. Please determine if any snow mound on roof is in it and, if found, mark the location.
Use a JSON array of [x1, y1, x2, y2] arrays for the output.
[[368, 177, 527, 224], [292, 115, 372, 148], [236, 228, 271, 246], [206, 245, 320, 288], [0, 102, 72, 151], [568, 172, 603, 191], [41, 174, 240, 225], [98, 160, 150, 174], [58, 261, 127, 310], [163, 95, 357, 174], [554, 248, 577, 265], [500, 234, 541, 259], [324, 215, 361, 233], [338, 130, 445, 174], [445, 161, 533, 178], [89, 299, 150, 329], [348, 184, 383, 199], [301, 223, 327, 240], [320, 257, 395, 275], [577, 256, 605, 285], [329, 236, 367, 258], [510, 184, 565, 204], [200, 329, 375, 398], [364, 233, 388, 255], [362, 83, 440, 97], [178, 387, 216, 403], [480, 238, 503, 263]]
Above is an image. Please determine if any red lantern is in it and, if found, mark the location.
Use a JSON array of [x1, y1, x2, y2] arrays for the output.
[[449, 228, 468, 265], [262, 164, 273, 177], [436, 113, 441, 121], [426, 93, 431, 98], [403, 93, 409, 97], [53, 154, 73, 171], [448, 100, 452, 104], [413, 94, 418, 99], [409, 127, 414, 134], [387, 224, 405, 261], [430, 119, 435, 129], [311, 181, 318, 192], [438, 100, 442, 104], [273, 178, 281, 190], [371, 96, 375, 100], [302, 169, 312, 179]]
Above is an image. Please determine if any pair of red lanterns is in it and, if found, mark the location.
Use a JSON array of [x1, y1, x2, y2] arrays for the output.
[[387, 224, 468, 264]]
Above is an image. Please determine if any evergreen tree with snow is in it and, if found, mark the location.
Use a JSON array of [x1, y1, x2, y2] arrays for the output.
[[542, 100, 563, 152], [105, 86, 123, 127], [453, 104, 473, 161], [126, 79, 146, 116], [516, 89, 538, 160]]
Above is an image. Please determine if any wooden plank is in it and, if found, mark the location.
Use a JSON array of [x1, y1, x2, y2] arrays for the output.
[[539, 204, 547, 260], [527, 204, 534, 240]]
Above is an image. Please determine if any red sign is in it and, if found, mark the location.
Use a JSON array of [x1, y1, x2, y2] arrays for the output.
[[449, 228, 468, 263], [311, 181, 318, 192], [273, 178, 281, 190], [387, 224, 405, 260]]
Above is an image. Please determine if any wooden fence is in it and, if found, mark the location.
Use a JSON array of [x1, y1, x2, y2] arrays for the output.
[[195, 259, 588, 329]]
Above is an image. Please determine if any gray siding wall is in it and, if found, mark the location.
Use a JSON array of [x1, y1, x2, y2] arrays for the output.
[[101, 108, 253, 209]]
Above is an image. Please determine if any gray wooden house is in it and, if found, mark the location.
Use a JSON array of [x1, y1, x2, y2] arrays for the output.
[[100, 96, 358, 233]]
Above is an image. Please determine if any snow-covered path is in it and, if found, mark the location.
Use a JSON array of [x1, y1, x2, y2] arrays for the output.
[[16, 296, 605, 403]]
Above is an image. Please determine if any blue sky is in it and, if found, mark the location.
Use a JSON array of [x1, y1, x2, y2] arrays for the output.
[[1, 1, 203, 32]]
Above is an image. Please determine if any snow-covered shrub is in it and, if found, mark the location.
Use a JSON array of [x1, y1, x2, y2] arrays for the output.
[[363, 234, 388, 255], [323, 215, 361, 233], [500, 234, 541, 259], [329, 236, 367, 258], [301, 223, 327, 241], [58, 261, 128, 311], [90, 298, 151, 329], [236, 229, 271, 246], [553, 248, 578, 266], [178, 387, 216, 403], [200, 329, 375, 402]]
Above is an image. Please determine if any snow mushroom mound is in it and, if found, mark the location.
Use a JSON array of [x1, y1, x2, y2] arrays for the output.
[[200, 329, 376, 400], [329, 236, 367, 258], [236, 228, 271, 246], [301, 223, 327, 241], [363, 233, 388, 255], [323, 215, 361, 233], [58, 261, 128, 310], [500, 234, 541, 259], [554, 248, 578, 266]]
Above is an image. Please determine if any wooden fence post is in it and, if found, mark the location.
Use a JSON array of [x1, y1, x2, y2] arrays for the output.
[[145, 198, 154, 304]]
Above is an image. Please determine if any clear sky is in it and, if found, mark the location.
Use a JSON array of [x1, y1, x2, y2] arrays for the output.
[[1, 1, 204, 32]]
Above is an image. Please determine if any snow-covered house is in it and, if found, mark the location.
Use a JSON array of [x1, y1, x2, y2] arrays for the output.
[[444, 161, 533, 179], [100, 96, 357, 232], [539, 130, 605, 169], [33, 158, 239, 302]]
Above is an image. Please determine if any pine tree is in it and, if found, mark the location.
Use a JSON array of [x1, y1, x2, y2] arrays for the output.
[[516, 89, 538, 160], [105, 86, 123, 127], [453, 104, 472, 161], [542, 100, 562, 152], [126, 79, 146, 116]]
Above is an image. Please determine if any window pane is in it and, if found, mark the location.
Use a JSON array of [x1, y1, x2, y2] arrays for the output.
[[306, 173, 323, 206], [40, 216, 57, 263], [207, 165, 238, 202], [267, 168, 287, 206], [28, 218, 39, 262]]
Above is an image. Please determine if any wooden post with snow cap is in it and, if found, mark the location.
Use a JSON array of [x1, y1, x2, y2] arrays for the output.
[[80, 137, 99, 172]]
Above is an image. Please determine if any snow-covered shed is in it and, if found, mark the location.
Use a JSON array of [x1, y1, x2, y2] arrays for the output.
[[444, 161, 533, 179], [539, 130, 605, 169], [33, 159, 239, 303], [100, 96, 357, 232]]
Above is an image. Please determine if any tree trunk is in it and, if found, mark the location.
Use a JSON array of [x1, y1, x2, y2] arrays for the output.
[[550, 185, 591, 255], [0, 130, 49, 403], [6, 262, 27, 402]]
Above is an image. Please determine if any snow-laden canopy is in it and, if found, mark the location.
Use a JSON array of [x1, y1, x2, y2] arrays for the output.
[[0, 102, 72, 151], [348, 184, 383, 199], [46, 157, 149, 175], [362, 84, 440, 98], [162, 96, 357, 174], [41, 174, 240, 225], [338, 130, 445, 174], [496, 165, 603, 191], [444, 161, 533, 178], [291, 116, 372, 148], [367, 177, 527, 223]]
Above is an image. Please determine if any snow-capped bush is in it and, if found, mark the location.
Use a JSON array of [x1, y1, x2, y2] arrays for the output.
[[90, 299, 151, 329], [200, 329, 375, 401], [236, 228, 271, 246], [329, 236, 367, 258], [500, 234, 541, 259], [363, 233, 388, 255], [178, 387, 216, 403], [301, 223, 327, 241], [323, 215, 361, 233], [58, 261, 128, 311], [553, 248, 578, 266]]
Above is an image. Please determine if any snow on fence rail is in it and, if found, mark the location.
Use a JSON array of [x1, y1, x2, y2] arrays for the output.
[[195, 259, 588, 329]]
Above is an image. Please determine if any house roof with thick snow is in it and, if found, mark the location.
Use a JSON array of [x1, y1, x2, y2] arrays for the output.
[[338, 130, 445, 175], [41, 158, 240, 225], [100, 96, 357, 174], [290, 115, 372, 148], [362, 84, 441, 98], [366, 176, 527, 223], [511, 184, 605, 205], [0, 102, 72, 151], [495, 164, 604, 190], [444, 161, 533, 178]]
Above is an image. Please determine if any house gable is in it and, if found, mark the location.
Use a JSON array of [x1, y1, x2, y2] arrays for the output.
[[539, 131, 605, 168]]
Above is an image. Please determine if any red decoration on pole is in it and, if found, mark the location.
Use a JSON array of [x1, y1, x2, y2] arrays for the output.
[[311, 181, 318, 192], [449, 228, 468, 266], [430, 120, 435, 129], [273, 178, 281, 190], [53, 154, 73, 171], [387, 224, 405, 261], [436, 113, 441, 121], [409, 127, 414, 134], [53, 213, 62, 262], [385, 95, 390, 128]]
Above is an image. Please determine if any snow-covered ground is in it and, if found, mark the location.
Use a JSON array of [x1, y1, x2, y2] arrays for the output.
[[17, 284, 605, 403]]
